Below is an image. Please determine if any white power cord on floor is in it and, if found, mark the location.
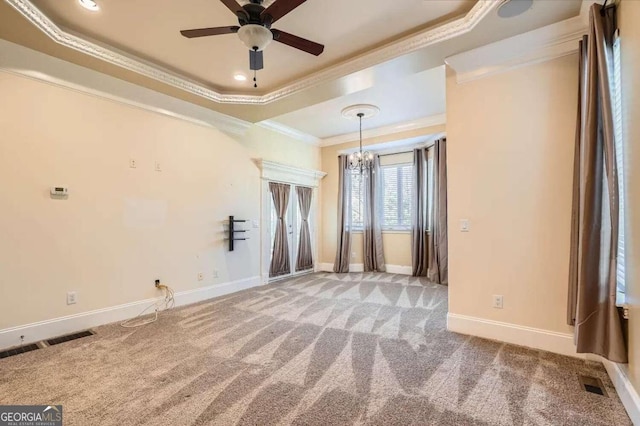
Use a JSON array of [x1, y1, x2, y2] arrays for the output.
[[120, 284, 175, 328]]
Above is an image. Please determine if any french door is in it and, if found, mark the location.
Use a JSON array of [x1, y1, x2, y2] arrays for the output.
[[267, 182, 314, 280]]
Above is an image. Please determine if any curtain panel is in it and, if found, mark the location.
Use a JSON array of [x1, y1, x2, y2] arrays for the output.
[[334, 155, 352, 273], [567, 4, 626, 363], [296, 186, 314, 272], [269, 182, 291, 278], [363, 155, 386, 272], [412, 147, 430, 277], [428, 138, 448, 285]]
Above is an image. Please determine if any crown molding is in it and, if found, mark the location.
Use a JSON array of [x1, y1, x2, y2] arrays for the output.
[[254, 160, 326, 188], [6, 0, 497, 105], [0, 39, 251, 135], [445, 15, 588, 84], [320, 113, 447, 147], [256, 120, 321, 146]]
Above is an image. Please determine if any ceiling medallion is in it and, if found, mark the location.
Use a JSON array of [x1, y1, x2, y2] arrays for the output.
[[342, 104, 380, 173]]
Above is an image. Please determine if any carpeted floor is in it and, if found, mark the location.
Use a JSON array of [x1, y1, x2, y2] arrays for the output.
[[0, 272, 632, 425]]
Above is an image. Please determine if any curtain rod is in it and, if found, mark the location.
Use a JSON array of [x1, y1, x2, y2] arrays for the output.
[[378, 150, 414, 157]]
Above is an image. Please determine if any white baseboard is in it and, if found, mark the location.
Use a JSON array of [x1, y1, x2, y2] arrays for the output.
[[447, 313, 583, 359], [386, 264, 413, 275], [318, 263, 334, 272], [0, 275, 262, 351], [601, 359, 640, 425], [317, 263, 411, 275], [350, 263, 365, 272]]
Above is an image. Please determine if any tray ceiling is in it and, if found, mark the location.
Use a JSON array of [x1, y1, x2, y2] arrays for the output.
[[32, 0, 475, 93]]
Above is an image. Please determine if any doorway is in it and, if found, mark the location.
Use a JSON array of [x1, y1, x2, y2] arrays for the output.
[[267, 182, 314, 280]]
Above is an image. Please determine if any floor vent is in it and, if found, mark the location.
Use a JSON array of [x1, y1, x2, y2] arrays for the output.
[[0, 343, 41, 359], [579, 375, 609, 397], [46, 330, 95, 346]]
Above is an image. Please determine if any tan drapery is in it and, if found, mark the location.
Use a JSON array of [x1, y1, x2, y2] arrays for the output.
[[363, 155, 386, 272], [269, 182, 291, 278], [334, 155, 352, 273], [428, 138, 448, 285], [296, 186, 314, 272], [567, 4, 626, 363], [412, 147, 429, 277]]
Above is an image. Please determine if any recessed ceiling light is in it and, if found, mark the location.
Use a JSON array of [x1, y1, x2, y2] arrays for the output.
[[497, 0, 533, 18], [78, 0, 99, 11], [234, 74, 247, 82]]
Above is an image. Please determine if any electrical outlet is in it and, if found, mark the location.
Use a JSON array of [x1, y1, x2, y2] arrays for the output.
[[197, 272, 204, 281], [129, 159, 137, 168], [460, 219, 470, 232], [492, 295, 504, 309], [213, 270, 219, 278], [67, 291, 78, 305]]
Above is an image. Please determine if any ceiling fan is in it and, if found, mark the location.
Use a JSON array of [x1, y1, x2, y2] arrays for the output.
[[180, 0, 325, 87]]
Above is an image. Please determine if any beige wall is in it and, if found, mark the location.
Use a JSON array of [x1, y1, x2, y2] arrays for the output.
[[0, 72, 319, 330], [619, 0, 640, 396], [446, 54, 578, 334], [320, 125, 446, 268]]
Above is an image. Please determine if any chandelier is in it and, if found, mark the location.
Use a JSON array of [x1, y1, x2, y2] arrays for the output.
[[341, 104, 380, 173]]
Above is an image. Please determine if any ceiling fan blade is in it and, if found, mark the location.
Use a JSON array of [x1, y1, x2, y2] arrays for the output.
[[219, 0, 245, 16], [180, 26, 239, 38], [261, 0, 307, 24], [271, 29, 324, 56]]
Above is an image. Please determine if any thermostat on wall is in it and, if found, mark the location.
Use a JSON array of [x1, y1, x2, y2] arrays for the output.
[[50, 186, 69, 196]]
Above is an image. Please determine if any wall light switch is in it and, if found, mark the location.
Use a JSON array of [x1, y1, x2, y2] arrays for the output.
[[493, 295, 504, 309], [460, 219, 470, 232], [155, 162, 162, 172], [67, 291, 77, 305]]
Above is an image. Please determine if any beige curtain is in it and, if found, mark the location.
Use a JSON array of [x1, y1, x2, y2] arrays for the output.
[[296, 186, 313, 272], [269, 182, 291, 278], [333, 155, 352, 273], [567, 4, 626, 363], [363, 155, 386, 272], [412, 147, 429, 276], [428, 138, 448, 285]]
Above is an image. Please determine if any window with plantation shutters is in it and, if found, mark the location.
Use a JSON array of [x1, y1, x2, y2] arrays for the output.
[[350, 169, 364, 229], [381, 164, 414, 230], [612, 32, 626, 299]]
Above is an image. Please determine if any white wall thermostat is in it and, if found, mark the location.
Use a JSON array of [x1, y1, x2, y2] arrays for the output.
[[50, 186, 69, 196]]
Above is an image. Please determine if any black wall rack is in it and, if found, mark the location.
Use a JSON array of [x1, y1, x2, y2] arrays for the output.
[[228, 216, 248, 251]]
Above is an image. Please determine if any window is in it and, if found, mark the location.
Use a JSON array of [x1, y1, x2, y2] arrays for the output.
[[612, 32, 626, 299], [350, 169, 364, 229], [381, 164, 414, 230]]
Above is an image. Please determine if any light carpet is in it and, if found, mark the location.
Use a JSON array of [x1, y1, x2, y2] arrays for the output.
[[0, 272, 632, 425]]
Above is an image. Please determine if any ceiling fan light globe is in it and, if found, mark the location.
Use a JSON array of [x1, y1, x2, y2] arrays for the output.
[[237, 24, 273, 51]]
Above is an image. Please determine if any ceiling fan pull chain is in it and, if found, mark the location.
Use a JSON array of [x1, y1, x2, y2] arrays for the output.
[[254, 69, 258, 88]]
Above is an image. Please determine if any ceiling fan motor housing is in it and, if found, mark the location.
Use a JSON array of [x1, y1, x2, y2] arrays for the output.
[[238, 2, 272, 27]]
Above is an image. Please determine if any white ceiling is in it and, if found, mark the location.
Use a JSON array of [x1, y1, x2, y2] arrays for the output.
[[32, 0, 474, 92], [269, 66, 445, 139]]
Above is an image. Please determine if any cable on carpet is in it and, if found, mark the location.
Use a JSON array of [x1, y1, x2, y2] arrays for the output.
[[120, 284, 175, 328]]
